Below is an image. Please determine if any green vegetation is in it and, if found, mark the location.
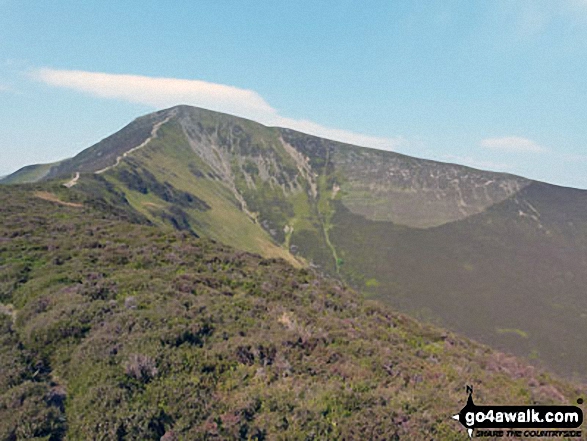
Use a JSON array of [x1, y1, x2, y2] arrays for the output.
[[101, 119, 301, 266], [1, 184, 585, 440], [3, 105, 587, 383], [496, 328, 529, 339], [365, 278, 380, 288]]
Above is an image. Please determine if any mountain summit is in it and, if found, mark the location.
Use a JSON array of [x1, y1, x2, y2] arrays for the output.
[[4, 105, 587, 380]]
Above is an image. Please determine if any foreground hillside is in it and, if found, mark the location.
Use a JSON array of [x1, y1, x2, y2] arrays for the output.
[[0, 183, 585, 440], [5, 106, 587, 381]]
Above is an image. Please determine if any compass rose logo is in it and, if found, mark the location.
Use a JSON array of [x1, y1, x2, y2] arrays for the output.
[[451, 385, 583, 439], [451, 385, 476, 439]]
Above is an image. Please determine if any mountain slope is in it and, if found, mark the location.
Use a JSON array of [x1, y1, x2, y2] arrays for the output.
[[0, 183, 585, 440], [1, 161, 62, 185], [4, 105, 587, 381], [330, 181, 587, 379]]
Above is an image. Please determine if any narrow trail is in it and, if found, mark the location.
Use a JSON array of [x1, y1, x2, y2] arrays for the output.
[[63, 114, 174, 188], [95, 115, 173, 175], [63, 172, 80, 188], [35, 191, 83, 207]]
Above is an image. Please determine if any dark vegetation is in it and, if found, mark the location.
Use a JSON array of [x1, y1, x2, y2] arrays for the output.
[[330, 184, 587, 380], [1, 183, 585, 440], [281, 129, 334, 171], [114, 160, 210, 212], [70, 174, 153, 225], [44, 111, 170, 179]]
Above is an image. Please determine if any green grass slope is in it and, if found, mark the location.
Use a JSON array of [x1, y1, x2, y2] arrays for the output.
[[1, 183, 585, 440], [99, 117, 304, 266], [0, 161, 61, 185]]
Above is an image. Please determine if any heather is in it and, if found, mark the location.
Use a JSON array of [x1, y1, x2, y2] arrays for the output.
[[0, 184, 584, 440]]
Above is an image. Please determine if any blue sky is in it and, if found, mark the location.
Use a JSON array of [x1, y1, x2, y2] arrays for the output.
[[1, 0, 587, 188]]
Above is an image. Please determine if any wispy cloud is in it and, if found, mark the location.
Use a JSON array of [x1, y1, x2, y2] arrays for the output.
[[32, 68, 404, 150], [480, 136, 546, 153], [33, 68, 275, 119]]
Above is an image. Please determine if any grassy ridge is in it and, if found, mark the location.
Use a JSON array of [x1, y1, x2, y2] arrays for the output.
[[103, 121, 301, 266]]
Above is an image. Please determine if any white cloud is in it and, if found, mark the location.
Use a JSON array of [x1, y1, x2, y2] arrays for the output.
[[271, 116, 404, 150], [32, 68, 403, 150], [480, 136, 546, 153], [34, 68, 274, 120]]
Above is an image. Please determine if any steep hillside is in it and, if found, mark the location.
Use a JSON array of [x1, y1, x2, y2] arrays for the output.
[[3, 105, 587, 381], [330, 182, 587, 380], [0, 183, 585, 440], [280, 128, 530, 228]]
